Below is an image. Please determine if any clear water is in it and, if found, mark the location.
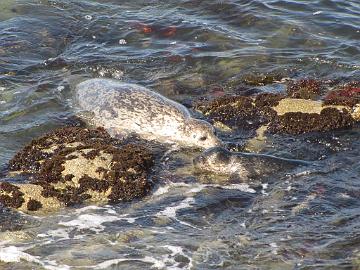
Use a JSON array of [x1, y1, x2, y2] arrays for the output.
[[0, 0, 360, 269]]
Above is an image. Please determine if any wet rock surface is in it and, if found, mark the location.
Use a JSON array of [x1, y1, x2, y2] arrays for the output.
[[195, 85, 359, 136], [324, 81, 360, 107], [268, 107, 354, 134], [1, 127, 155, 213], [242, 73, 284, 86], [0, 207, 37, 232], [8, 126, 118, 174], [194, 93, 282, 131], [286, 78, 323, 100]]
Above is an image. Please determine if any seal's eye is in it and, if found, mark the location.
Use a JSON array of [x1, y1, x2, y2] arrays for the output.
[[199, 136, 207, 141]]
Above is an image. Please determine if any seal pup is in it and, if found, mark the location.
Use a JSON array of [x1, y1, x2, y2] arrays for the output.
[[193, 147, 310, 179], [75, 78, 222, 149]]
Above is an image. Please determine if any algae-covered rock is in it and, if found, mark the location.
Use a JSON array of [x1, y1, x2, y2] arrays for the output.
[[286, 78, 323, 99], [195, 93, 359, 136], [194, 93, 282, 131], [1, 127, 155, 214], [324, 81, 360, 107], [8, 126, 117, 174], [269, 107, 354, 134]]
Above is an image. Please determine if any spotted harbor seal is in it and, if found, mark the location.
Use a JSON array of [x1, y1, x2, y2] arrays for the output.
[[193, 147, 310, 178], [75, 78, 222, 149]]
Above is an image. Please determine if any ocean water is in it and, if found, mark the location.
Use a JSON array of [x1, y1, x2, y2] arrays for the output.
[[0, 0, 360, 269]]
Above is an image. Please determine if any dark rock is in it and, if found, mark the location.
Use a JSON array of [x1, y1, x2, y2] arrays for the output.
[[268, 108, 354, 135]]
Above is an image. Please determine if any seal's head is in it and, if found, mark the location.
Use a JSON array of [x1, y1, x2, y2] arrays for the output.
[[183, 119, 222, 149], [193, 147, 232, 173]]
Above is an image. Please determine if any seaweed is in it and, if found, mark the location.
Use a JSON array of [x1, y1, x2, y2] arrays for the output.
[[268, 108, 354, 135], [8, 127, 117, 174], [195, 95, 274, 130], [0, 182, 25, 209], [27, 199, 42, 211], [7, 127, 155, 210], [242, 73, 283, 86], [195, 91, 356, 135], [324, 82, 360, 107], [286, 79, 323, 99]]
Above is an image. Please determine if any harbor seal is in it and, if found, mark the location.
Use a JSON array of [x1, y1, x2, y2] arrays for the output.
[[193, 147, 309, 178], [75, 78, 222, 149]]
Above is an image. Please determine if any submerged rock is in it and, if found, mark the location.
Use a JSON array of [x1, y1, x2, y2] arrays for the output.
[[1, 127, 155, 214], [242, 73, 284, 86], [0, 207, 37, 232]]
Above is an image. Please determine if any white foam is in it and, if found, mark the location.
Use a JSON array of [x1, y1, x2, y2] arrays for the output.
[[219, 184, 256, 193], [155, 197, 200, 229], [161, 245, 193, 270], [153, 182, 256, 197], [313, 11, 323, 15], [153, 185, 171, 196], [119, 39, 127, 45], [270, 242, 278, 255], [164, 245, 183, 256], [59, 214, 119, 232], [0, 245, 70, 270], [75, 205, 108, 213], [75, 205, 118, 215], [37, 228, 69, 240], [0, 246, 39, 263], [118, 214, 136, 223], [156, 197, 195, 219], [94, 256, 165, 269]]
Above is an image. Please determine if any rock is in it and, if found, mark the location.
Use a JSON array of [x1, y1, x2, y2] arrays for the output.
[[324, 81, 360, 107], [195, 93, 359, 136], [286, 78, 323, 99], [1, 127, 155, 214], [242, 73, 284, 86], [194, 93, 282, 131]]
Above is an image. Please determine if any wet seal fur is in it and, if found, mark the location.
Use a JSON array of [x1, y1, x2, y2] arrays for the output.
[[193, 147, 309, 178], [75, 78, 221, 149], [1, 127, 155, 214]]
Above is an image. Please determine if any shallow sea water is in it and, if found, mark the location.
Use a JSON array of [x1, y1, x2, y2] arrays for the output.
[[0, 0, 360, 269]]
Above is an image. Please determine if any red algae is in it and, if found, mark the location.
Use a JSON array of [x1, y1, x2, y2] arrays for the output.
[[133, 22, 153, 34], [161, 26, 177, 37], [324, 82, 360, 107]]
